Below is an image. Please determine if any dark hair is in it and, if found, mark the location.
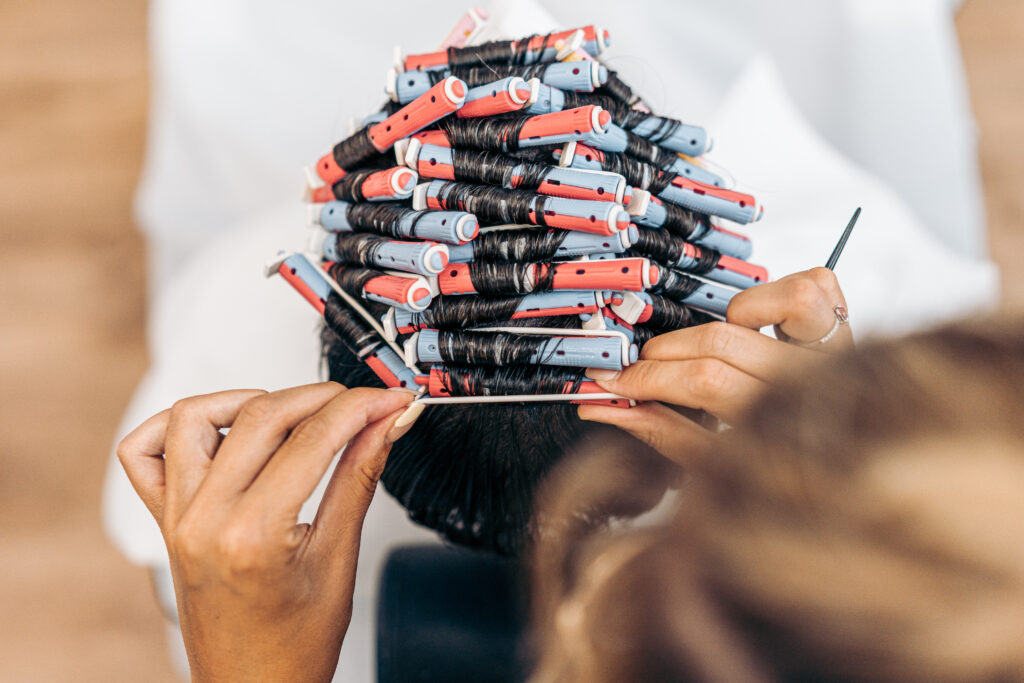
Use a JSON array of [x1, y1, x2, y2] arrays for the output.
[[322, 311, 671, 556]]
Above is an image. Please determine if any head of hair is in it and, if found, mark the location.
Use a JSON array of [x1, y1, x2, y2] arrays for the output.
[[321, 312, 671, 556], [530, 316, 1024, 682]]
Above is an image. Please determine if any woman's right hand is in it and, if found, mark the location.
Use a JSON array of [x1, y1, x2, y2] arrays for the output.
[[579, 268, 852, 464], [117, 382, 419, 682]]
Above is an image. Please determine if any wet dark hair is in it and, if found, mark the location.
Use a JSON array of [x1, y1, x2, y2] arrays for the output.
[[321, 305, 666, 556], [307, 29, 739, 557]]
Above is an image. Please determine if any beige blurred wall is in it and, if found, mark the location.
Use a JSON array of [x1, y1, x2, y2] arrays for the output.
[[0, 0, 1020, 680], [959, 0, 1024, 306], [0, 0, 176, 680]]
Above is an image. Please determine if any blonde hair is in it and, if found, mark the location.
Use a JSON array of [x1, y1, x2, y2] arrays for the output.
[[530, 317, 1024, 682]]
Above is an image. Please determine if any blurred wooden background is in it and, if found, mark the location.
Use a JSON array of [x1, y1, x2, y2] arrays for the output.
[[0, 0, 1020, 679], [0, 0, 166, 680]]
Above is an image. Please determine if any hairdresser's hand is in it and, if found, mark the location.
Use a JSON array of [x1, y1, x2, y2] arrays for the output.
[[116, 383, 419, 683], [580, 268, 852, 463]]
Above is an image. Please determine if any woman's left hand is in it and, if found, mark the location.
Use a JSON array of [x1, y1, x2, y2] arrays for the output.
[[116, 382, 418, 682], [579, 268, 852, 463]]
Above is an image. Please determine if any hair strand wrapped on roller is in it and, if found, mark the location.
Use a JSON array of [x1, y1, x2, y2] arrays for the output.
[[268, 15, 766, 554]]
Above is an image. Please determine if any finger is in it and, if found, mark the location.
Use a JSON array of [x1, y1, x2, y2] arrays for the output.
[[201, 382, 348, 497], [728, 272, 853, 351], [242, 388, 414, 528], [162, 389, 267, 526], [726, 269, 835, 337], [788, 267, 853, 351], [307, 406, 408, 556], [638, 321, 810, 381], [588, 359, 768, 423], [578, 401, 710, 466], [116, 409, 171, 521], [803, 266, 847, 301]]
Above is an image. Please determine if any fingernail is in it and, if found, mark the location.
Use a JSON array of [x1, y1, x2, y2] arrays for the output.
[[585, 368, 620, 381], [386, 401, 425, 443], [387, 387, 418, 395]]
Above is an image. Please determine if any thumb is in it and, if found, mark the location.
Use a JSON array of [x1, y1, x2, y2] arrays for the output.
[[309, 405, 410, 557]]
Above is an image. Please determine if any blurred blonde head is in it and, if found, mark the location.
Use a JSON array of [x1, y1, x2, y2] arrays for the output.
[[531, 317, 1024, 682]]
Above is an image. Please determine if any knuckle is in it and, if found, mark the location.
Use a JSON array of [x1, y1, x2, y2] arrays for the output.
[[691, 359, 733, 401], [169, 523, 205, 561], [217, 522, 266, 572], [787, 278, 826, 311], [169, 396, 202, 423], [356, 452, 387, 493], [623, 361, 656, 391], [638, 424, 667, 453], [697, 322, 735, 358], [288, 415, 332, 448], [115, 437, 135, 465], [334, 387, 383, 423], [352, 465, 382, 501], [236, 394, 278, 425], [806, 267, 839, 291], [341, 386, 378, 408]]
